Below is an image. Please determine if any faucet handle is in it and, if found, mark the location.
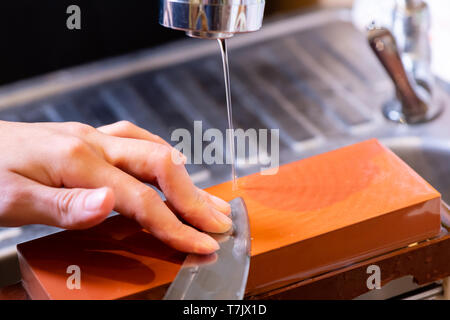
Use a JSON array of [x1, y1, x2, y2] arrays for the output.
[[368, 27, 432, 123]]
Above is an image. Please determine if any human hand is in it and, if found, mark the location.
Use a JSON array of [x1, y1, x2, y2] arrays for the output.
[[0, 120, 231, 254]]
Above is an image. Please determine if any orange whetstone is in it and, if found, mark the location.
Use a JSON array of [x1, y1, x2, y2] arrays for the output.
[[17, 139, 442, 299]]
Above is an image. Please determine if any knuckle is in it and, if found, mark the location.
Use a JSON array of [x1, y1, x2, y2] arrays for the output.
[[115, 120, 136, 132], [67, 122, 95, 137], [160, 146, 173, 163], [141, 144, 177, 179], [61, 137, 90, 159], [54, 191, 77, 227], [136, 187, 160, 209], [55, 190, 79, 229], [157, 145, 179, 170]]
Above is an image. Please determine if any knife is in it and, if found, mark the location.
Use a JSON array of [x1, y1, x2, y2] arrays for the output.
[[164, 197, 251, 300]]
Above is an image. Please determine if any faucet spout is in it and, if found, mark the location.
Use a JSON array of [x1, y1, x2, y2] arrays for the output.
[[159, 0, 266, 40]]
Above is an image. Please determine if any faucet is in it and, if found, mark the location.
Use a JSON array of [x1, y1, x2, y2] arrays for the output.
[[367, 0, 442, 124], [159, 0, 266, 39]]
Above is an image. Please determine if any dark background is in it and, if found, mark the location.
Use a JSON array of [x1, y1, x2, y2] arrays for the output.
[[0, 1, 183, 86], [0, 1, 308, 86]]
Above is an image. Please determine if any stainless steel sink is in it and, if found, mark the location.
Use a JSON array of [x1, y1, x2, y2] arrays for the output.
[[0, 8, 448, 298]]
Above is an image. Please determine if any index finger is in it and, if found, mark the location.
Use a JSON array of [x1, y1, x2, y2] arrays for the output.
[[94, 135, 232, 234], [63, 156, 220, 254]]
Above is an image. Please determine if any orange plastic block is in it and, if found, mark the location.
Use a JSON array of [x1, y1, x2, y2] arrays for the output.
[[17, 139, 441, 299]]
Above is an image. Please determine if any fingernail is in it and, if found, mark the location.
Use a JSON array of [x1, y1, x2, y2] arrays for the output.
[[85, 188, 108, 211], [202, 236, 220, 252], [212, 208, 232, 232], [209, 195, 231, 214]]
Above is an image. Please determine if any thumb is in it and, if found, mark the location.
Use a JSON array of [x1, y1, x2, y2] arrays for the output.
[[50, 187, 115, 229]]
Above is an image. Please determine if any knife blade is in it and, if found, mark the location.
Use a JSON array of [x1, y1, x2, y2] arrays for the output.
[[163, 197, 251, 300]]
